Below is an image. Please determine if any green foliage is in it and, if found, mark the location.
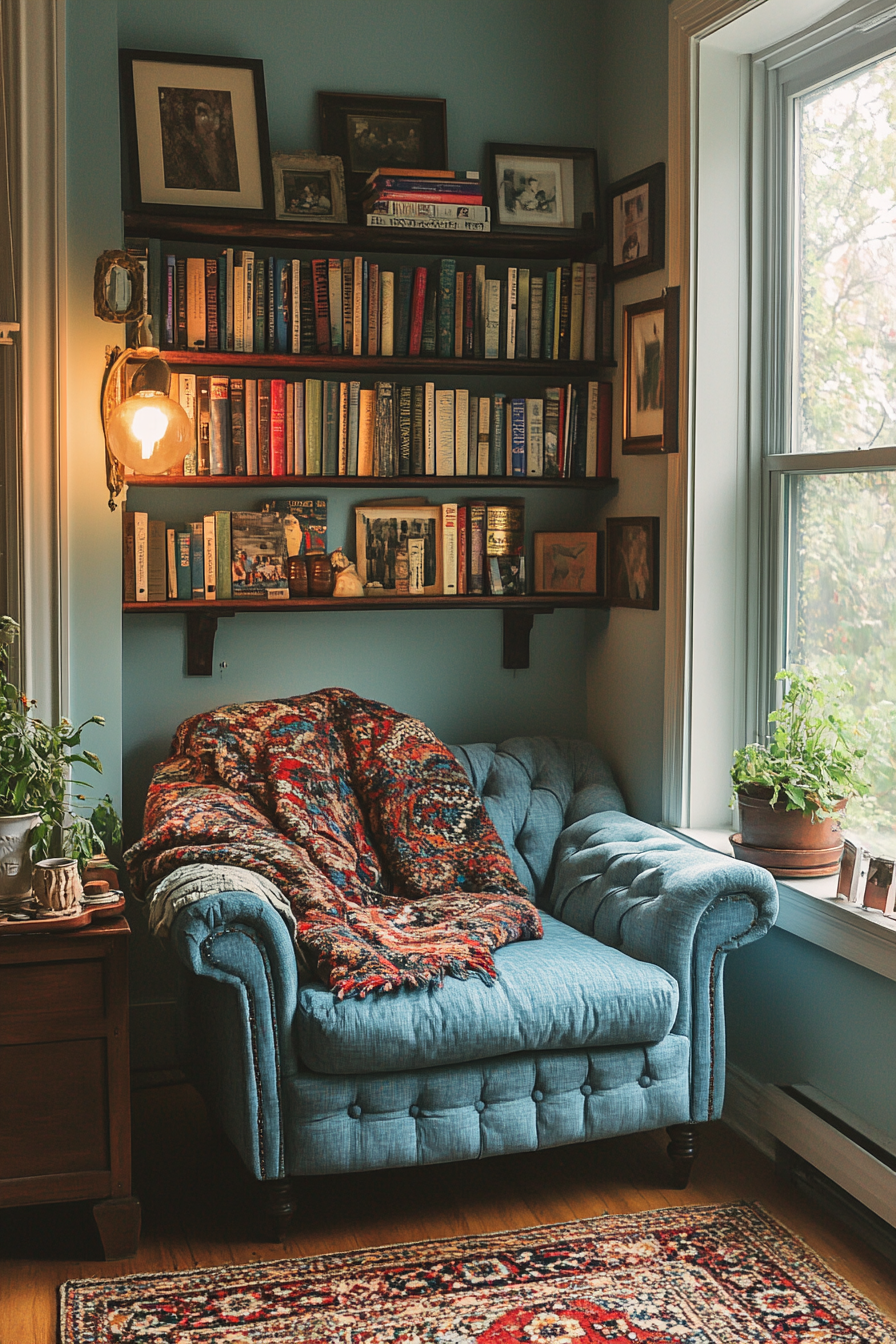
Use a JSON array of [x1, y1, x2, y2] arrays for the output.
[[0, 616, 121, 867], [731, 667, 868, 818]]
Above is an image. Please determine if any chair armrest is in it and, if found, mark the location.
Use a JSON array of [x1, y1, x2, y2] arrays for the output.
[[169, 892, 299, 1180], [547, 812, 778, 1121]]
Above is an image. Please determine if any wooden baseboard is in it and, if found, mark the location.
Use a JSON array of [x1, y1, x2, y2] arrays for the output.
[[722, 1062, 775, 1158]]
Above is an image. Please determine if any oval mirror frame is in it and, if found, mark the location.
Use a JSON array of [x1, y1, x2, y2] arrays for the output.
[[93, 249, 145, 323]]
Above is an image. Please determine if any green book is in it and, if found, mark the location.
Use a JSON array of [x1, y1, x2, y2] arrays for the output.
[[437, 258, 457, 358], [543, 269, 557, 359], [516, 268, 530, 359], [215, 510, 232, 601], [175, 530, 192, 599], [305, 379, 322, 475], [421, 273, 438, 355], [323, 379, 340, 476]]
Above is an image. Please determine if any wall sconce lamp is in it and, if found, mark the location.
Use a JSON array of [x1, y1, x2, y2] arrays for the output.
[[95, 250, 192, 510]]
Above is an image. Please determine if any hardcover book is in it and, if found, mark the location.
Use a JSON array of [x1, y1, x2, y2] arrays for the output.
[[209, 377, 232, 475], [166, 527, 177, 599], [435, 388, 455, 476], [256, 258, 268, 352], [291, 259, 302, 353], [203, 514, 216, 600], [300, 263, 317, 354], [424, 382, 436, 474], [323, 379, 340, 475], [583, 263, 598, 362], [437, 258, 457, 358], [380, 270, 395, 356], [352, 256, 364, 356], [358, 388, 376, 476], [395, 266, 413, 356], [348, 380, 361, 476], [230, 512, 289, 598], [245, 379, 258, 475], [558, 265, 572, 360], [275, 258, 291, 354], [374, 382, 395, 477], [328, 257, 343, 354], [186, 256, 205, 349], [147, 519, 166, 602], [311, 259, 331, 354], [544, 387, 562, 477], [196, 376, 211, 476], [204, 258, 219, 350], [367, 263, 380, 356], [516, 268, 530, 359], [464, 271, 474, 356], [490, 394, 506, 476], [486, 501, 525, 597], [484, 279, 501, 359], [190, 520, 204, 599], [123, 512, 137, 602], [177, 373, 197, 476], [510, 398, 526, 476], [270, 378, 286, 476], [258, 379, 272, 475], [397, 384, 413, 476], [530, 276, 544, 362], [569, 262, 585, 361], [505, 267, 518, 361], [467, 500, 487, 594], [526, 398, 544, 476], [411, 385, 425, 475], [441, 502, 458, 595], [215, 510, 232, 601], [477, 396, 491, 474], [175, 530, 192, 600], [421, 271, 438, 355], [455, 388, 469, 475], [230, 378, 247, 475], [408, 266, 428, 356], [543, 270, 557, 360], [342, 256, 354, 356]]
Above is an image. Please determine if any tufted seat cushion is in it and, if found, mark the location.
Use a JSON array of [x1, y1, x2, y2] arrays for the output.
[[295, 912, 678, 1075], [451, 738, 625, 900]]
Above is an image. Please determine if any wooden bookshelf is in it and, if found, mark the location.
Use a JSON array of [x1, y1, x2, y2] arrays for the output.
[[124, 211, 601, 260], [124, 474, 618, 491], [122, 595, 610, 675], [155, 351, 616, 374]]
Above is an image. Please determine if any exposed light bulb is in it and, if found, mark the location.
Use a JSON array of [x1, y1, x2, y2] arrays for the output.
[[106, 389, 193, 476], [131, 404, 170, 460]]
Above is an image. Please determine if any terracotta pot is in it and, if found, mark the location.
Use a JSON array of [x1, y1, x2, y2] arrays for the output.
[[0, 812, 40, 898], [737, 789, 845, 849], [32, 858, 83, 913]]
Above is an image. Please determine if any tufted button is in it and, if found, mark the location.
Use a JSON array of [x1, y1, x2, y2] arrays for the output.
[[474, 1099, 485, 1113], [581, 1083, 593, 1096], [409, 1104, 420, 1118], [532, 1089, 543, 1102], [639, 1074, 652, 1089], [348, 1103, 362, 1117]]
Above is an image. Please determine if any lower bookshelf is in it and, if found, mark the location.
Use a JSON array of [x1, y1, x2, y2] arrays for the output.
[[122, 595, 610, 675]]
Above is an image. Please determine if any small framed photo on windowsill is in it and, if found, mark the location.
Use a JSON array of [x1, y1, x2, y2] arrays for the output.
[[608, 162, 665, 281], [623, 287, 680, 454]]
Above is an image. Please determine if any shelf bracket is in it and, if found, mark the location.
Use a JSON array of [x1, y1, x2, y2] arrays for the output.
[[502, 607, 553, 670], [186, 609, 234, 676]]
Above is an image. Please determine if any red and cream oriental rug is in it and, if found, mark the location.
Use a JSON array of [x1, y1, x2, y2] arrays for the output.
[[60, 1203, 895, 1344]]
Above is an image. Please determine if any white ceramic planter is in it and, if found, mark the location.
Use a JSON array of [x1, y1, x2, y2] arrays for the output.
[[0, 811, 40, 897]]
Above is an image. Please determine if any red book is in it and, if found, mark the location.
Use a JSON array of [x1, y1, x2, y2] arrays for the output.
[[457, 505, 467, 594], [463, 272, 474, 357], [367, 189, 484, 205], [270, 378, 286, 475], [408, 266, 428, 356], [597, 381, 612, 478], [311, 259, 331, 354], [367, 264, 380, 356]]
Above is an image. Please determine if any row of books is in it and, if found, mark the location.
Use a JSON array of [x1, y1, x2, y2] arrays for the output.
[[122, 499, 525, 602], [128, 237, 606, 361], [156, 372, 612, 480], [362, 167, 490, 234]]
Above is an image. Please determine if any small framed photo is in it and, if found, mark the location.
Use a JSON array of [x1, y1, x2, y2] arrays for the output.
[[607, 517, 660, 610], [119, 50, 274, 218], [355, 503, 443, 596], [487, 143, 598, 236], [608, 162, 665, 281], [273, 153, 347, 224], [533, 532, 601, 595], [318, 92, 448, 199], [623, 287, 680, 453]]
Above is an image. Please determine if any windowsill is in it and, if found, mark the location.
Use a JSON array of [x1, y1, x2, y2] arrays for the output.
[[671, 827, 896, 984]]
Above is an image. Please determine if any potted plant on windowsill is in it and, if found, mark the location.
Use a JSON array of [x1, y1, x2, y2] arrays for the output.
[[730, 667, 868, 878], [0, 616, 120, 902]]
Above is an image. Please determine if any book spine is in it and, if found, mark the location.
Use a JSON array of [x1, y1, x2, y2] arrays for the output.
[[441, 502, 458, 595], [516, 268, 529, 359], [328, 257, 343, 354], [164, 255, 175, 348], [411, 384, 424, 475], [266, 256, 276, 350], [258, 379, 271, 475], [123, 512, 136, 602], [552, 267, 562, 360], [230, 377, 247, 475], [270, 378, 286, 476], [435, 388, 455, 476], [224, 247, 234, 350], [484, 279, 500, 359], [361, 259, 369, 351], [147, 519, 167, 603], [358, 388, 375, 475], [367, 263, 380, 355], [178, 373, 197, 476], [543, 388, 561, 478], [421, 271, 437, 354], [510, 398, 526, 476], [474, 264, 486, 358], [243, 250, 255, 353], [477, 395, 490, 474], [424, 382, 436, 474], [300, 263, 316, 354], [490, 395, 506, 476], [467, 501, 486, 595], [464, 272, 474, 357], [348, 380, 361, 475], [341, 257, 353, 357], [323, 380, 340, 475], [505, 267, 518, 360], [530, 276, 544, 363], [186, 256, 205, 349], [380, 271, 395, 356], [217, 258, 227, 353], [204, 258, 219, 350], [586, 381, 599, 478], [397, 383, 412, 476], [215, 510, 232, 601], [311, 259, 331, 353], [455, 387, 469, 475], [408, 266, 427, 356], [395, 265, 413, 357], [294, 381, 305, 474], [338, 382, 349, 475], [437, 258, 457, 358], [196, 376, 211, 476], [190, 521, 204, 599], [526, 398, 544, 476], [543, 270, 556, 359], [175, 530, 192, 600], [366, 189, 485, 205], [203, 515, 216, 600], [352, 256, 364, 356], [209, 376, 231, 475], [558, 265, 571, 360], [468, 395, 479, 475], [570, 261, 585, 361], [456, 505, 467, 594], [291, 259, 302, 354], [583, 263, 597, 362], [367, 201, 491, 221], [175, 257, 187, 348], [373, 381, 394, 477], [305, 379, 323, 474], [245, 379, 258, 475], [364, 167, 482, 184], [233, 262, 245, 352], [286, 382, 295, 474]]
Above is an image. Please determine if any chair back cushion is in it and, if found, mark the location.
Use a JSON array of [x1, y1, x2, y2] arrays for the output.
[[450, 737, 625, 901]]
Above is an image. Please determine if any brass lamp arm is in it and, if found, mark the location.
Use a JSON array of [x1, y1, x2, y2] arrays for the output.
[[100, 344, 163, 512]]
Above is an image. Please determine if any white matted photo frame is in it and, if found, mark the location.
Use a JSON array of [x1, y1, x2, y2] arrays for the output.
[[119, 49, 274, 218], [607, 162, 665, 282], [273, 153, 347, 224], [355, 503, 443, 596], [622, 287, 680, 454], [487, 142, 598, 238]]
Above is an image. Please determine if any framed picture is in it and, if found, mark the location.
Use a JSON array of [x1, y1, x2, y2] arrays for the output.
[[607, 517, 660, 610], [318, 92, 448, 199], [533, 532, 600, 595], [487, 143, 598, 236], [273, 153, 347, 224], [355, 503, 443, 596], [608, 162, 665, 281], [119, 50, 274, 218], [622, 287, 680, 453]]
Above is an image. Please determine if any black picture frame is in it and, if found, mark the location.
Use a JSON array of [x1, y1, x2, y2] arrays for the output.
[[318, 92, 448, 202], [119, 49, 274, 220], [607, 162, 665, 282], [606, 517, 660, 610], [487, 142, 599, 240], [622, 286, 680, 454]]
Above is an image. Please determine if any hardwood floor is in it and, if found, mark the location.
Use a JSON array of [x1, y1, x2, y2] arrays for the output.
[[1, 1081, 894, 1342]]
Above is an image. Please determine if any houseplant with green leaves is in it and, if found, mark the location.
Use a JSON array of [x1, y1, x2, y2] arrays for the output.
[[730, 666, 868, 876], [0, 615, 120, 899]]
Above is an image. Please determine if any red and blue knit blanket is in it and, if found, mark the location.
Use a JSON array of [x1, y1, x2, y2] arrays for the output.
[[125, 690, 542, 998]]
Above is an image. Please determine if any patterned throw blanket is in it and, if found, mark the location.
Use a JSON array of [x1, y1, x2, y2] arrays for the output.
[[126, 690, 541, 998]]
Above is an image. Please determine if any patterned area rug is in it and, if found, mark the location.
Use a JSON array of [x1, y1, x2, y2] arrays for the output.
[[60, 1203, 895, 1343]]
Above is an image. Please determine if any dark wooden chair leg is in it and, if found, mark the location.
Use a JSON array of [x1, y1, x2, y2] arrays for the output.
[[261, 1177, 296, 1241], [667, 1123, 700, 1189], [93, 1196, 141, 1259]]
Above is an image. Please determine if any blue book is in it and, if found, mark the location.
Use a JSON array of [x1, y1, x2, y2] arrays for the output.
[[395, 266, 413, 356], [230, 378, 247, 475], [490, 394, 506, 476], [543, 270, 556, 359], [267, 257, 276, 353], [175, 531, 192, 599], [275, 258, 290, 354], [361, 260, 369, 353], [254, 259, 266, 353], [209, 377, 232, 475], [347, 381, 360, 475], [510, 398, 526, 476], [190, 521, 204, 599]]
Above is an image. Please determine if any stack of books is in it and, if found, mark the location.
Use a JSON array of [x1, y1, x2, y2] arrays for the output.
[[362, 168, 489, 234]]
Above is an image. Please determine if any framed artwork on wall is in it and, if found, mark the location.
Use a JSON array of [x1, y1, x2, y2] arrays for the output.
[[622, 286, 680, 453], [606, 517, 660, 610], [533, 532, 601, 595], [272, 153, 347, 224], [486, 143, 599, 237], [318, 92, 448, 199], [119, 50, 274, 219], [607, 162, 665, 282]]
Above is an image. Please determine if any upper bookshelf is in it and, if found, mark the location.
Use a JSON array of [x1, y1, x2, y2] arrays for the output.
[[158, 352, 616, 374], [123, 212, 602, 261]]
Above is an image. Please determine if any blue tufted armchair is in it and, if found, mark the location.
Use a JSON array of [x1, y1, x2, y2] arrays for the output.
[[168, 736, 777, 1234]]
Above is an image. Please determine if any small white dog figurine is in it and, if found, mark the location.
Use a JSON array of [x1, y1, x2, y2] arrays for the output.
[[330, 549, 365, 598]]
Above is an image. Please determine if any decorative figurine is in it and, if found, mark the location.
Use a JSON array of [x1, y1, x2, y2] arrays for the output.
[[330, 549, 365, 598]]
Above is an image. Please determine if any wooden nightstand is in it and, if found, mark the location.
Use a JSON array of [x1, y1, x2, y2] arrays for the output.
[[0, 916, 141, 1258]]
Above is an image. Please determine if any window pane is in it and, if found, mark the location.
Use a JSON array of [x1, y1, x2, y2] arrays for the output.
[[797, 52, 896, 454], [786, 471, 896, 850]]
